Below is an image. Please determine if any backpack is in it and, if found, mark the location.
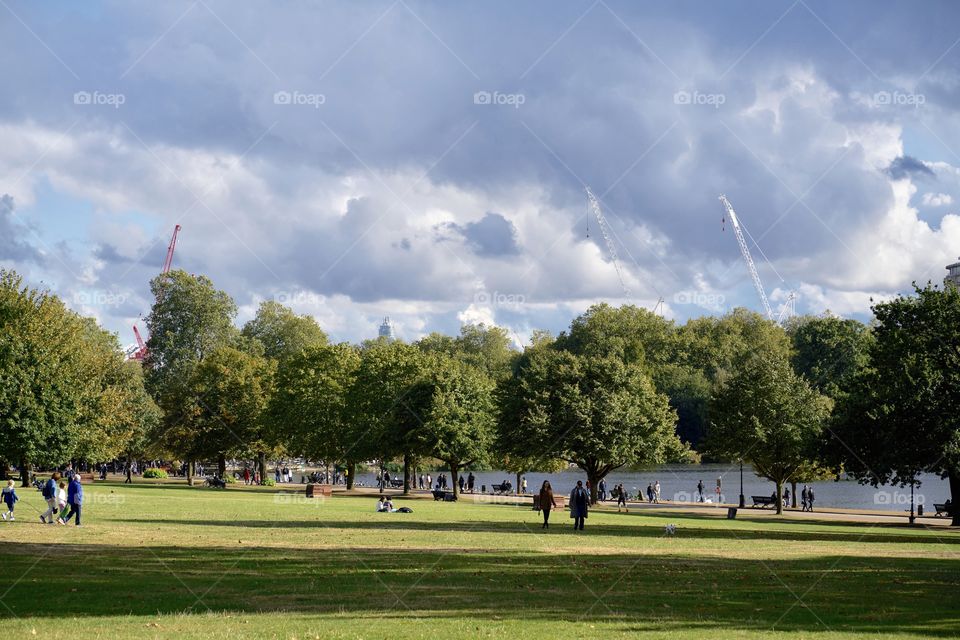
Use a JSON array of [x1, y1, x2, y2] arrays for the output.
[[397, 507, 413, 513], [42, 480, 54, 499]]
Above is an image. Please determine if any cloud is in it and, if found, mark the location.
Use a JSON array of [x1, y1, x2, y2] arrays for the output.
[[446, 212, 520, 257], [0, 195, 43, 264], [886, 155, 934, 180], [921, 192, 953, 207]]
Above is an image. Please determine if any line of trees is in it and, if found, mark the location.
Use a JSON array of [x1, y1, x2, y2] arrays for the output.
[[2, 266, 959, 524]]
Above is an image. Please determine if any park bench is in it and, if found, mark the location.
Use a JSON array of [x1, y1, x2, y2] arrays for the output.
[[934, 503, 954, 517], [432, 489, 456, 501], [491, 482, 512, 494], [751, 495, 777, 508], [305, 483, 332, 498], [204, 476, 226, 489], [388, 479, 404, 489]]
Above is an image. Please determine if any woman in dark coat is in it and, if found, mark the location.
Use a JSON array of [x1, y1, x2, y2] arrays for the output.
[[538, 481, 557, 528], [569, 480, 589, 530]]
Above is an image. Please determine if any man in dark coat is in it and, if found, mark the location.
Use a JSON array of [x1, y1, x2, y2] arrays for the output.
[[569, 481, 589, 531]]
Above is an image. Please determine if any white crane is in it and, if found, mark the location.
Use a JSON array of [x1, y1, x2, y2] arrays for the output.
[[586, 187, 630, 298], [719, 194, 774, 319]]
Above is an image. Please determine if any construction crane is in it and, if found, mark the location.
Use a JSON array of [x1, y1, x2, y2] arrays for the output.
[[585, 187, 630, 298], [129, 224, 182, 361], [719, 195, 797, 323]]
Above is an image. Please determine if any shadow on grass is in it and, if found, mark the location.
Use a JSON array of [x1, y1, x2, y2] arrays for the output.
[[142, 515, 960, 545], [0, 543, 957, 636]]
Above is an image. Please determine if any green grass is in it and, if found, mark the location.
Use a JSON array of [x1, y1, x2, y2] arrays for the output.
[[0, 481, 957, 639]]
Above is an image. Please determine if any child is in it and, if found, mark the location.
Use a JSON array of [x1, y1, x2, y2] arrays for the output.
[[57, 481, 68, 516], [1, 479, 18, 520]]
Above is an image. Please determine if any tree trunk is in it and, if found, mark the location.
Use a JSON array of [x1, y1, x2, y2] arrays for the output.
[[775, 481, 783, 515], [516, 471, 522, 495], [449, 463, 460, 498], [186, 459, 193, 486], [19, 458, 31, 487], [403, 453, 411, 495], [346, 462, 355, 490], [950, 470, 960, 527], [257, 452, 267, 484], [218, 454, 226, 478], [791, 481, 798, 509], [586, 469, 601, 505], [0, 459, 9, 481]]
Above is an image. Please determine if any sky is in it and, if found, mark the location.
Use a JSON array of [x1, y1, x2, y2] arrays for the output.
[[2, 1, 960, 348]]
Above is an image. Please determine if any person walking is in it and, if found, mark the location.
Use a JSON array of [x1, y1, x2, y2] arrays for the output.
[[458, 474, 466, 493], [58, 474, 83, 526], [570, 481, 589, 531], [40, 472, 61, 524], [616, 483, 628, 512], [807, 486, 815, 512], [697, 480, 705, 502], [783, 487, 791, 508], [598, 479, 607, 502], [801, 485, 809, 511], [653, 481, 661, 504], [538, 481, 557, 528], [520, 477, 528, 495], [1, 479, 19, 520], [426, 473, 432, 490], [646, 483, 654, 503], [468, 472, 475, 493]]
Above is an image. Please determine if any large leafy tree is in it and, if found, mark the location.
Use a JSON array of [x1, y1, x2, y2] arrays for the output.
[[0, 271, 87, 483], [269, 343, 360, 485], [786, 314, 872, 398], [143, 270, 237, 480], [511, 347, 679, 503], [408, 354, 497, 497], [348, 338, 428, 492], [241, 300, 328, 361], [182, 346, 274, 476], [831, 284, 960, 524], [707, 352, 831, 515]]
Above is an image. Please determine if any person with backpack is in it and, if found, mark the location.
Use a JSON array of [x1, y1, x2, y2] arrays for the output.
[[569, 481, 589, 531], [1, 479, 19, 520], [58, 474, 83, 526], [40, 472, 61, 524]]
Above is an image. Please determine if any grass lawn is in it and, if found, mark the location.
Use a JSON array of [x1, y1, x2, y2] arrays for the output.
[[0, 481, 957, 639]]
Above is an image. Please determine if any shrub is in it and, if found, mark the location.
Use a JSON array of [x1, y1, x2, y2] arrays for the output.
[[143, 468, 168, 479], [261, 478, 276, 486], [223, 475, 237, 484]]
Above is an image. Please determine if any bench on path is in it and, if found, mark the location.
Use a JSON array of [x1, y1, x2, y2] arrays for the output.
[[388, 479, 404, 489], [934, 503, 954, 517], [751, 495, 777, 508], [432, 489, 456, 502], [491, 482, 512, 495]]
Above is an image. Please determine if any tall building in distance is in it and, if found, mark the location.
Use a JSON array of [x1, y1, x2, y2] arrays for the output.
[[378, 316, 395, 340], [946, 258, 960, 289]]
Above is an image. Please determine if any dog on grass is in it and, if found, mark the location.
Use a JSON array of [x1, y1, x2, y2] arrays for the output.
[[664, 524, 677, 536]]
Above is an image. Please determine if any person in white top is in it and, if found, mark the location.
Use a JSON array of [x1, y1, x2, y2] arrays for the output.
[[57, 481, 68, 516]]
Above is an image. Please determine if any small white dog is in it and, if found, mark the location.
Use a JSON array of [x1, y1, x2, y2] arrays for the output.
[[664, 524, 677, 536]]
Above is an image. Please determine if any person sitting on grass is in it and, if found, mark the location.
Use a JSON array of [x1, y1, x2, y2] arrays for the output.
[[376, 496, 388, 512], [384, 498, 395, 512], [1, 479, 18, 521]]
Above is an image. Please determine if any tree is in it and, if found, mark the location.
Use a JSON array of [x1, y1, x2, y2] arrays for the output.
[[830, 284, 960, 525], [408, 355, 497, 497], [787, 314, 872, 398], [183, 346, 274, 477], [241, 300, 328, 361], [511, 348, 679, 503], [143, 270, 236, 482], [0, 271, 87, 484], [347, 338, 427, 493], [269, 343, 360, 484], [707, 352, 831, 515]]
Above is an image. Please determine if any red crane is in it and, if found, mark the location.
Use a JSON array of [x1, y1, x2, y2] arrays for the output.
[[129, 224, 182, 361]]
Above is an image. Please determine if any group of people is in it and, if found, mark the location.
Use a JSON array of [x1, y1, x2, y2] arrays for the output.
[[536, 480, 592, 530], [36, 472, 83, 526]]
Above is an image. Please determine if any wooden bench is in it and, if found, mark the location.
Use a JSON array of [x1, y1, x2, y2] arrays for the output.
[[751, 495, 777, 508], [934, 503, 954, 517], [432, 489, 456, 502], [491, 482, 512, 494], [305, 483, 332, 498], [388, 479, 404, 489]]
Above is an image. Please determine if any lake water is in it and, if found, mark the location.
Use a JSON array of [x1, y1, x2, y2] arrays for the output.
[[357, 464, 950, 512]]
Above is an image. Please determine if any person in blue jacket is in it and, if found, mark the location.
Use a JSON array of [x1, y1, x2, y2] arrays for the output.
[[1, 479, 19, 520], [58, 475, 83, 526]]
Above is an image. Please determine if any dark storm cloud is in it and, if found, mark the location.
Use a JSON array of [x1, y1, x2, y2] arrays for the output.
[[886, 156, 935, 180], [448, 213, 520, 257]]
